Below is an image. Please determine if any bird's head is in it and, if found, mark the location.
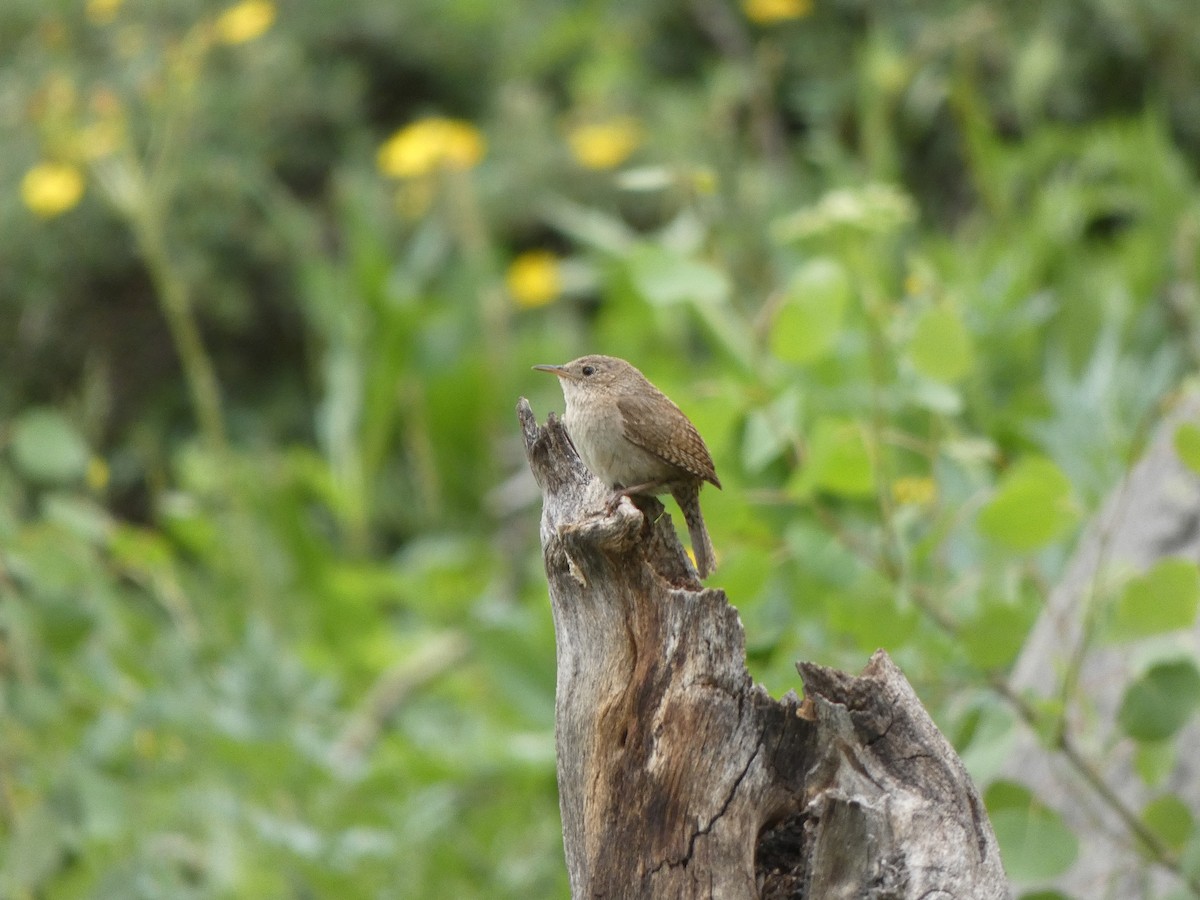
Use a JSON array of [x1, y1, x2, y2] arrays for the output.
[[532, 355, 639, 404]]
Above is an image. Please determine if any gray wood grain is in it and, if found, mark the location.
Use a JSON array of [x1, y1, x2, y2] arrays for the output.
[[519, 398, 1009, 899]]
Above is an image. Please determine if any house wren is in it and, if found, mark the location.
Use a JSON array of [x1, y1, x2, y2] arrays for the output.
[[533, 354, 721, 578]]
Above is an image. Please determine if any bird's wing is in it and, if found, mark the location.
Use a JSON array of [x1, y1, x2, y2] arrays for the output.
[[617, 390, 721, 487]]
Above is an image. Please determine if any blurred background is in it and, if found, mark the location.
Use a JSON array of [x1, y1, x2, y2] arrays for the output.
[[4, 0, 1200, 896]]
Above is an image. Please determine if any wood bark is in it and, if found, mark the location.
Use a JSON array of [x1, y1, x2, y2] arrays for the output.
[[519, 399, 1010, 899]]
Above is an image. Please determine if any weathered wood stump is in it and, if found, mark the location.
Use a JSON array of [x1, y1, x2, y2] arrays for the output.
[[519, 398, 1010, 899]]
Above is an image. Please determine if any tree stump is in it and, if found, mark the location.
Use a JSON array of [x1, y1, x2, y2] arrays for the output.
[[519, 399, 1010, 899]]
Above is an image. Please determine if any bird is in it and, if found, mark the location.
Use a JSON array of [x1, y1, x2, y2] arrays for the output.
[[533, 354, 721, 577]]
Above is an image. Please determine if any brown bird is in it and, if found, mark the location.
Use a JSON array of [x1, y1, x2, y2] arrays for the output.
[[533, 354, 721, 577]]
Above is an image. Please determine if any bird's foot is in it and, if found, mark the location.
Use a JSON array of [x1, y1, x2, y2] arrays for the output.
[[603, 490, 627, 515]]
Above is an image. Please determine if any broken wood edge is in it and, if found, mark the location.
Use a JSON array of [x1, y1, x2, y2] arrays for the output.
[[518, 398, 1011, 899]]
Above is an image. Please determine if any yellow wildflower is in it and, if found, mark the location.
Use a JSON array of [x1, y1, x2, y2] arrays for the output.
[[690, 166, 718, 195], [891, 476, 937, 506], [377, 118, 486, 179], [86, 0, 123, 25], [87, 456, 110, 491], [567, 118, 641, 170], [21, 162, 85, 218], [215, 0, 275, 45], [742, 0, 813, 24], [507, 251, 562, 309]]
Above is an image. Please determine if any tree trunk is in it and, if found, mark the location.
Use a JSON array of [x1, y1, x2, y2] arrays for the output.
[[519, 399, 1010, 899]]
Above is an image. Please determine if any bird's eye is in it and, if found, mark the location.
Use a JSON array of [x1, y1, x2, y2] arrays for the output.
[[581, 365, 595, 376]]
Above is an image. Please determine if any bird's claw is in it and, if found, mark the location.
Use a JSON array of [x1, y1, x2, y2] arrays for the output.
[[603, 490, 626, 515]]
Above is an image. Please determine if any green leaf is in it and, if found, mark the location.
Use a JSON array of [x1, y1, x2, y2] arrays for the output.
[[784, 520, 863, 588], [1133, 740, 1176, 788], [977, 457, 1076, 551], [41, 494, 112, 544], [1118, 659, 1200, 742], [909, 307, 974, 382], [741, 389, 801, 475], [824, 586, 919, 654], [3, 802, 65, 892], [1143, 795, 1194, 853], [628, 245, 730, 307], [769, 257, 851, 364], [10, 408, 89, 485], [961, 603, 1035, 670], [796, 417, 875, 498], [958, 705, 1017, 784], [909, 377, 964, 415], [1174, 422, 1200, 476], [986, 781, 1079, 883], [1111, 559, 1200, 641]]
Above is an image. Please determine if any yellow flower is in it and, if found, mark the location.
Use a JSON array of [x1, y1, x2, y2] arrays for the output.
[[742, 0, 813, 24], [690, 166, 718, 195], [506, 251, 562, 309], [891, 476, 936, 506], [215, 0, 275, 45], [377, 118, 486, 179], [21, 162, 85, 218], [567, 118, 641, 170], [87, 456, 110, 491], [86, 0, 123, 25]]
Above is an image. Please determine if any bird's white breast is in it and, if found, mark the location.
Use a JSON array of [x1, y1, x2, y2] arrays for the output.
[[561, 384, 673, 490]]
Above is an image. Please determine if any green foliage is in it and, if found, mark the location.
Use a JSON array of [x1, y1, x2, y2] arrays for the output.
[[4, 0, 1200, 894], [1110, 559, 1200, 642], [977, 458, 1078, 552], [1118, 660, 1200, 743], [909, 307, 974, 384], [10, 408, 90, 485], [795, 418, 876, 499], [770, 258, 851, 364], [1176, 423, 1200, 476], [987, 781, 1079, 883], [1143, 795, 1195, 855]]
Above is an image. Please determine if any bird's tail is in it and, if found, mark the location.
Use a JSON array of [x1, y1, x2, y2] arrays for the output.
[[674, 483, 716, 578]]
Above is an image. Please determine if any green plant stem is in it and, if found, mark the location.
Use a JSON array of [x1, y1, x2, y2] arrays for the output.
[[445, 169, 509, 369], [130, 206, 229, 459], [854, 242, 908, 585], [821, 498, 1196, 892], [988, 676, 1200, 895], [127, 195, 275, 616], [1054, 398, 1164, 744]]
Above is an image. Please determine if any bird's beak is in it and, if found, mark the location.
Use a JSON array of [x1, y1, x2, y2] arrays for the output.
[[532, 364, 573, 379]]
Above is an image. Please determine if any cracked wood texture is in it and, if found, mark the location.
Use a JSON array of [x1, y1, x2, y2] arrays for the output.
[[519, 398, 1010, 899]]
